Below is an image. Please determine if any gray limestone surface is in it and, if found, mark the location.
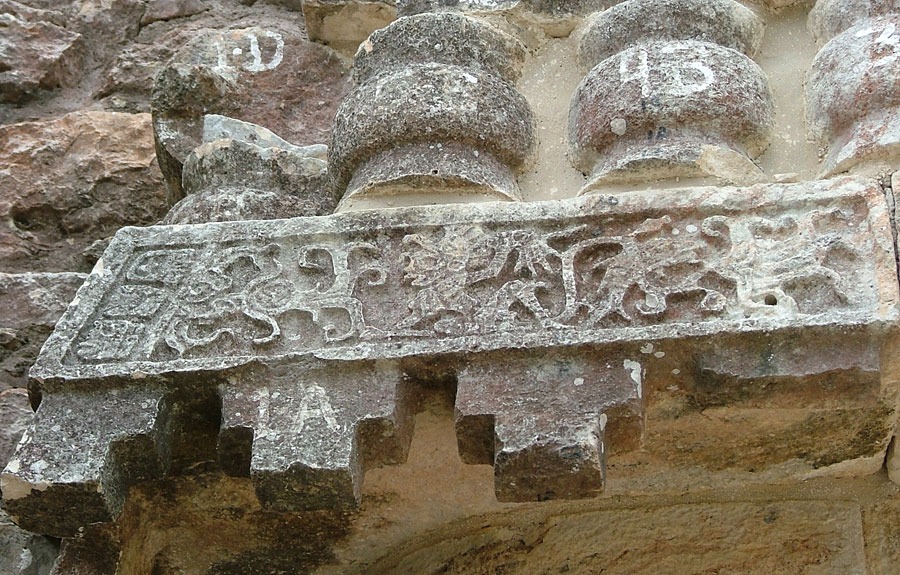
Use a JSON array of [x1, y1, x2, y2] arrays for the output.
[[578, 0, 765, 68]]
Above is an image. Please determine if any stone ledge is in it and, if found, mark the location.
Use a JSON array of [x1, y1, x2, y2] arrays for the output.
[[30, 176, 898, 382]]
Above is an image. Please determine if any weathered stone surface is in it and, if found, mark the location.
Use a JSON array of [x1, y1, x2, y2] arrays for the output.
[[622, 328, 897, 490], [220, 360, 414, 511], [141, 0, 210, 26], [31, 177, 897, 381], [0, 111, 167, 273], [151, 20, 351, 202], [351, 11, 526, 85], [0, 509, 58, 575], [71, 0, 145, 65], [456, 350, 642, 501], [0, 388, 31, 464], [115, 474, 350, 575], [578, 0, 765, 68], [48, 537, 114, 575], [3, 177, 892, 529], [569, 39, 774, 190], [0, 389, 57, 575], [863, 496, 900, 572], [569, 0, 773, 191], [0, 273, 85, 391], [201, 113, 329, 156], [397, 0, 611, 33], [0, 1, 86, 104], [163, 115, 334, 223], [330, 13, 536, 208], [1, 388, 166, 537], [809, 0, 900, 42], [806, 15, 900, 176], [301, 0, 398, 55], [0, 274, 86, 333], [371, 500, 869, 573]]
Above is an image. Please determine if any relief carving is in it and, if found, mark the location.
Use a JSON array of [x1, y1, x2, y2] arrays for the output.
[[68, 195, 863, 365]]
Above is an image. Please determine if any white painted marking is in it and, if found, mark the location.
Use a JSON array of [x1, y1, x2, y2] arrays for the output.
[[619, 48, 650, 98], [624, 359, 643, 398], [245, 31, 284, 72], [214, 30, 284, 74], [297, 383, 340, 433]]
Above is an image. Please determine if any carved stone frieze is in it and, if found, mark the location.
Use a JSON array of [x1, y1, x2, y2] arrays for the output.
[[5, 177, 898, 531], [29, 177, 896, 378]]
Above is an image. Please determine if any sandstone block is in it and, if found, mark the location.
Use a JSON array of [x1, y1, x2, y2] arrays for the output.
[[301, 0, 398, 55], [0, 112, 166, 274], [570, 0, 773, 191], [329, 12, 536, 209], [806, 15, 900, 176], [0, 2, 85, 104], [151, 22, 350, 201], [374, 500, 868, 573]]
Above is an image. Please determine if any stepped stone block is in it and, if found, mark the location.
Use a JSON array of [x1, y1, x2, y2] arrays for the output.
[[1, 176, 894, 532], [570, 0, 774, 191], [329, 12, 536, 210], [219, 360, 414, 512], [806, 11, 900, 176], [456, 351, 643, 501], [1, 388, 166, 538]]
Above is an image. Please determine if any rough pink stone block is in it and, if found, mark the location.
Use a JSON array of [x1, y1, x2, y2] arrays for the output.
[[806, 14, 900, 175]]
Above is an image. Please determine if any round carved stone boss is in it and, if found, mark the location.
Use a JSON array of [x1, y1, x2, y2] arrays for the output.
[[329, 13, 536, 206], [568, 40, 774, 190]]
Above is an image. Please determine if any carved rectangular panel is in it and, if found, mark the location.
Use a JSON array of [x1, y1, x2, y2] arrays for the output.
[[32, 177, 899, 382]]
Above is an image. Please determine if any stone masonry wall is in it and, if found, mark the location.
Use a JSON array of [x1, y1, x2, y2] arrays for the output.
[[2, 0, 900, 573]]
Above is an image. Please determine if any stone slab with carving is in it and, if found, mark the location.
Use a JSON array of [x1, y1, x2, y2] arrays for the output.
[[35, 177, 896, 376], [5, 177, 899, 533]]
